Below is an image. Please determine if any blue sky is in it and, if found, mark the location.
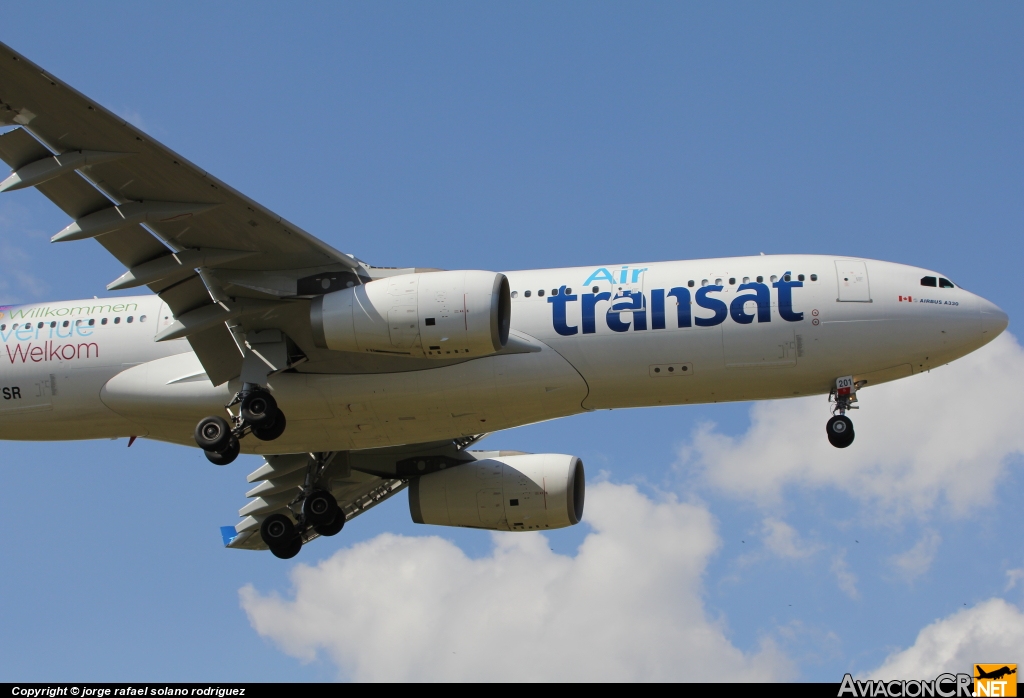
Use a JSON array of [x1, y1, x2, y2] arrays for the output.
[[1, 3, 1022, 681]]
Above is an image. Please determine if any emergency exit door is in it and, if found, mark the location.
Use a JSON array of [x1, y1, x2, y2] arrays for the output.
[[835, 260, 871, 302]]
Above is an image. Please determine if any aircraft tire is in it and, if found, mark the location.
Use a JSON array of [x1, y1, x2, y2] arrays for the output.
[[195, 415, 233, 452], [252, 410, 287, 441], [241, 391, 278, 427], [314, 510, 345, 537], [826, 415, 855, 449], [204, 437, 240, 465], [270, 536, 302, 560], [303, 490, 339, 527], [261, 513, 297, 550]]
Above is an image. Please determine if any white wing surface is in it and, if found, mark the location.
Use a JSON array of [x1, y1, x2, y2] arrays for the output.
[[0, 41, 361, 385]]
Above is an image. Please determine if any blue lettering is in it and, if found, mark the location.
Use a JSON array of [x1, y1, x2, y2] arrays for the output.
[[547, 286, 578, 336], [75, 323, 94, 338], [606, 291, 646, 332], [694, 285, 727, 327], [651, 289, 666, 330], [581, 292, 610, 334], [583, 268, 617, 286], [666, 287, 692, 328], [773, 272, 804, 322], [730, 283, 771, 324]]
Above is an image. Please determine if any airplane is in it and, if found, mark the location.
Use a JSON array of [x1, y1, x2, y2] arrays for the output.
[[0, 42, 1008, 559], [975, 666, 1016, 681]]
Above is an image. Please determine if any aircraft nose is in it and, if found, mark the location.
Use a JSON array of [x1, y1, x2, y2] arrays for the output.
[[980, 297, 1009, 339]]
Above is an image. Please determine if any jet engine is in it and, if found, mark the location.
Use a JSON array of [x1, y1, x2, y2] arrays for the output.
[[310, 270, 510, 358], [409, 453, 585, 531]]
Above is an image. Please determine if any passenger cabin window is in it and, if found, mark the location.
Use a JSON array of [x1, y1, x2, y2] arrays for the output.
[[939, 278, 955, 289], [538, 289, 545, 297], [127, 316, 133, 323], [114, 317, 120, 324], [591, 286, 599, 293], [101, 318, 108, 325], [810, 274, 818, 281], [524, 290, 531, 298], [920, 276, 937, 287], [511, 291, 518, 298], [756, 276, 763, 283], [797, 274, 805, 281], [687, 280, 695, 288]]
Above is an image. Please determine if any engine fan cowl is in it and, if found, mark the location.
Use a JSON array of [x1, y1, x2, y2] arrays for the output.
[[310, 270, 510, 359], [409, 454, 585, 531]]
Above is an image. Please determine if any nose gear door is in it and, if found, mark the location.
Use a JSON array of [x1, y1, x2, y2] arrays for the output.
[[835, 260, 871, 302]]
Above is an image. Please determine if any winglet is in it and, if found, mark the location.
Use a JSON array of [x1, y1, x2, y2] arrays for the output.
[[220, 526, 238, 547]]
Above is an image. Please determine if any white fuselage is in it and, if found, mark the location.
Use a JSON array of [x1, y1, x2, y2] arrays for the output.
[[0, 255, 1006, 453]]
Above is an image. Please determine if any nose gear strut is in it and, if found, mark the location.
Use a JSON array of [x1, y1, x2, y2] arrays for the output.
[[826, 375, 862, 448], [193, 383, 287, 465]]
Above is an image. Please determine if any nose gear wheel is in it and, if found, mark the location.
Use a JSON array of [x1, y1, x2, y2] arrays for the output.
[[826, 415, 855, 448], [826, 376, 863, 449]]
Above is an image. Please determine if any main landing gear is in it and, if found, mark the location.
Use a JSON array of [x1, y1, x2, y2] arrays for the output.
[[826, 375, 860, 449], [193, 386, 288, 465], [259, 453, 345, 559]]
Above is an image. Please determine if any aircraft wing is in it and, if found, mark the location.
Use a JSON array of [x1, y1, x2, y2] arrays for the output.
[[224, 437, 484, 550], [226, 452, 408, 551], [0, 41, 361, 385]]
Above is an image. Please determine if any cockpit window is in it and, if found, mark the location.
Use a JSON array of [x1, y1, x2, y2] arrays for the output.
[[920, 276, 937, 287], [938, 278, 955, 289]]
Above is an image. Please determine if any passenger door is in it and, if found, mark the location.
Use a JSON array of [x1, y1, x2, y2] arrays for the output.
[[835, 260, 872, 302]]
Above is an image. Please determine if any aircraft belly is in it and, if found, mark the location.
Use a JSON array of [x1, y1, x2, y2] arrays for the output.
[[304, 337, 588, 452]]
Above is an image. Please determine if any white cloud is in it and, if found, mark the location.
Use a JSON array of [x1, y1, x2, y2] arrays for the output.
[[867, 598, 1024, 679], [680, 334, 1024, 521], [889, 530, 942, 583], [1006, 568, 1024, 592], [762, 518, 820, 559], [831, 550, 859, 600], [240, 483, 795, 682]]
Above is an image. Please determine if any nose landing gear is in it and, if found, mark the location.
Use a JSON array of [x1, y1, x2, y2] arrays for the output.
[[193, 386, 287, 465], [826, 376, 860, 448]]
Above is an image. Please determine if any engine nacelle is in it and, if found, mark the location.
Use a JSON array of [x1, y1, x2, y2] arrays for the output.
[[310, 270, 510, 358], [409, 454, 585, 531]]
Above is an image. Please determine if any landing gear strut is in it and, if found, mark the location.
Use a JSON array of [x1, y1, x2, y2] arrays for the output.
[[258, 452, 346, 559], [193, 385, 287, 465], [827, 376, 859, 449]]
